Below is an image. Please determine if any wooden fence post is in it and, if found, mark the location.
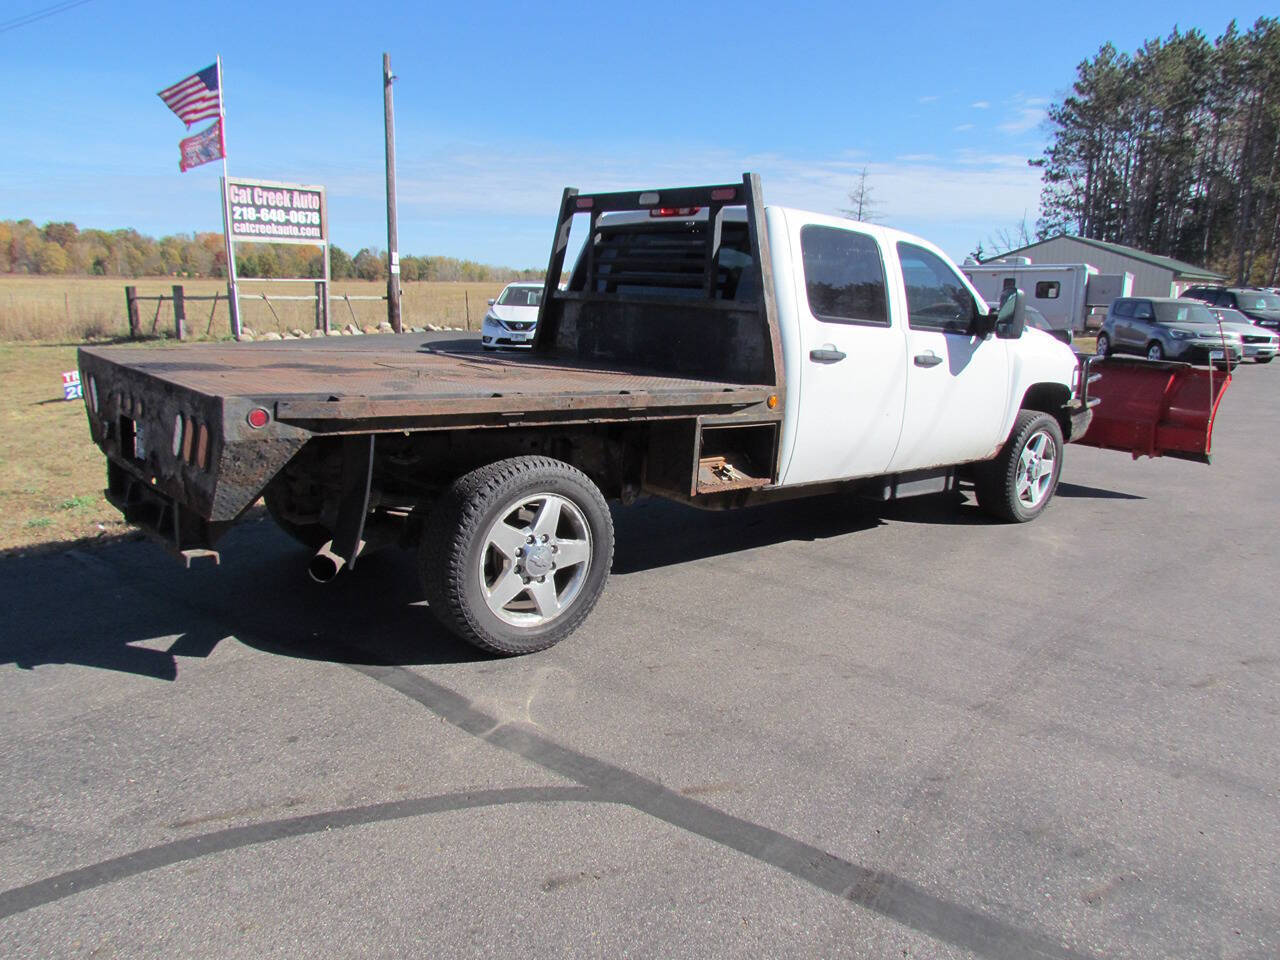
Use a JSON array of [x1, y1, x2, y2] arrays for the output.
[[125, 286, 140, 339], [172, 284, 186, 340], [315, 280, 330, 334]]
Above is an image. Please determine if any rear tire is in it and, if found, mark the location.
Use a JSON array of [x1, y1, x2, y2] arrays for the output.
[[419, 456, 614, 655], [1257, 356, 1273, 364], [1146, 341, 1164, 361], [974, 410, 1064, 523]]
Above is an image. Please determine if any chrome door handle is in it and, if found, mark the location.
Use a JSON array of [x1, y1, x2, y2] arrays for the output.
[[914, 352, 943, 367], [810, 348, 846, 363]]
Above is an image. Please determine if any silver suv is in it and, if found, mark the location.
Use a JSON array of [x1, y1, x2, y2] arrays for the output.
[[1096, 297, 1242, 366]]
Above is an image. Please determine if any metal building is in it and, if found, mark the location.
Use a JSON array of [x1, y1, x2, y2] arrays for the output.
[[986, 234, 1224, 297]]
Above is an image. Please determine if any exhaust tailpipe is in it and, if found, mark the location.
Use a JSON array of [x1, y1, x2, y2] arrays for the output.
[[308, 541, 347, 583]]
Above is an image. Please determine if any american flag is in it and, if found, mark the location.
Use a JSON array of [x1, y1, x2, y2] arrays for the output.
[[157, 64, 221, 127]]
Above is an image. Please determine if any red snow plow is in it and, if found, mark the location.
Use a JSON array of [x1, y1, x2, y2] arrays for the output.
[[1075, 356, 1231, 464]]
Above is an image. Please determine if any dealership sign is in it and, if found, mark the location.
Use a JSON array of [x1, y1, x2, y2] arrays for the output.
[[225, 178, 326, 244]]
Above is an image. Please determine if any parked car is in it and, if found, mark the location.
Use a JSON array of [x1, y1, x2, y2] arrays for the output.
[[481, 281, 544, 350], [1204, 306, 1278, 363], [1095, 297, 1242, 366], [1182, 286, 1280, 331]]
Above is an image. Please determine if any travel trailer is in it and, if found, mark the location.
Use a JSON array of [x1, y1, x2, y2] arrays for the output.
[[963, 260, 1133, 334]]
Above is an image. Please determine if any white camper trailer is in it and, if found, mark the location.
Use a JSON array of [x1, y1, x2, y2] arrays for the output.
[[962, 260, 1133, 334]]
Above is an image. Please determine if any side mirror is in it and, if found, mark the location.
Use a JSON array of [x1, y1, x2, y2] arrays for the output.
[[995, 289, 1026, 340], [487, 298, 496, 306]]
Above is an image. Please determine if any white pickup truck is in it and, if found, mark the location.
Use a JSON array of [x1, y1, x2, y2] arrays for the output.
[[80, 175, 1216, 656]]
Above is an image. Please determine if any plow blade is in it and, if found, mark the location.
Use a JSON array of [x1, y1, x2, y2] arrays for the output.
[[1076, 357, 1230, 463]]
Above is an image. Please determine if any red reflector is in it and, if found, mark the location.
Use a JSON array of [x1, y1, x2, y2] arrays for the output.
[[575, 197, 594, 209], [246, 407, 270, 429], [710, 187, 737, 201], [650, 206, 702, 218]]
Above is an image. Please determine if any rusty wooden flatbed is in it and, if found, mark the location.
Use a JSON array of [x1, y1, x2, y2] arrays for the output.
[[81, 333, 774, 432]]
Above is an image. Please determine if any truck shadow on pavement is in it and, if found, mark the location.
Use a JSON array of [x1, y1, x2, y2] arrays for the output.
[[0, 491, 997, 681]]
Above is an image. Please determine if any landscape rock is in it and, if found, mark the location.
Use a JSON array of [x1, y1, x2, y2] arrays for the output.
[[363, 325, 378, 335], [238, 332, 254, 342], [425, 323, 441, 332], [326, 330, 343, 337], [377, 321, 393, 333], [311, 330, 326, 338], [290, 328, 307, 339], [262, 331, 283, 341]]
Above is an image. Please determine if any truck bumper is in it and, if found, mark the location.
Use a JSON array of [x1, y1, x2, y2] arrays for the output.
[[104, 458, 227, 564], [1068, 401, 1094, 440]]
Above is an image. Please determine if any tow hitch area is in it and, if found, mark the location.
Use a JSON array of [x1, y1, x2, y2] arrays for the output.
[[1076, 356, 1231, 463]]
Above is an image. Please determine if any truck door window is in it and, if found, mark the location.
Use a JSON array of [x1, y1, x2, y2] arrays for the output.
[[897, 242, 975, 333], [799, 225, 888, 325], [1035, 281, 1060, 299]]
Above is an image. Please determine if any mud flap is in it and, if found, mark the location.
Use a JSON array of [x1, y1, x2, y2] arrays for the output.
[[1075, 357, 1230, 463]]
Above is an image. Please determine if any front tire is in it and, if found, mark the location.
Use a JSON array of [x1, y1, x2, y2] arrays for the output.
[[974, 410, 1064, 523], [1146, 341, 1164, 361], [419, 456, 614, 655], [1095, 333, 1110, 357], [1256, 356, 1273, 364]]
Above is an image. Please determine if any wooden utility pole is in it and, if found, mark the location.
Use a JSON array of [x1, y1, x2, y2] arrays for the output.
[[383, 53, 403, 332]]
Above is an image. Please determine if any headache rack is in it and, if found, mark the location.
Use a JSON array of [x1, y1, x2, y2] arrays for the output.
[[531, 173, 784, 390]]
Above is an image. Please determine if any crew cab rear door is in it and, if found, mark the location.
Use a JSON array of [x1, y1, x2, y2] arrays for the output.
[[887, 241, 1010, 471], [777, 212, 910, 484]]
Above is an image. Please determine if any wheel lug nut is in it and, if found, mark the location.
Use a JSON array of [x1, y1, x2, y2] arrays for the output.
[[541, 534, 549, 543], [551, 545, 558, 553], [539, 575, 546, 583]]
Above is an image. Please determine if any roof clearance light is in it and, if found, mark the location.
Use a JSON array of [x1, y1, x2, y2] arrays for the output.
[[650, 206, 702, 218], [575, 197, 594, 209], [710, 187, 737, 201], [637, 192, 660, 206], [246, 407, 270, 429]]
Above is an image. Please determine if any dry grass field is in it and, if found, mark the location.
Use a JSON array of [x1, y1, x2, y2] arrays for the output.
[[0, 341, 136, 553], [0, 275, 508, 341]]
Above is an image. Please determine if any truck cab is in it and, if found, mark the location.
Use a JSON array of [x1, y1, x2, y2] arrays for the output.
[[557, 199, 1083, 498]]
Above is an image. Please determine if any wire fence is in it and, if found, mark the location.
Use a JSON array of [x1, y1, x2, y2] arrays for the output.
[[120, 280, 506, 341]]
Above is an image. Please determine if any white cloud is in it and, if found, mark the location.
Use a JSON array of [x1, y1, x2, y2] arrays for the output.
[[917, 95, 940, 104], [998, 94, 1050, 135], [971, 100, 990, 109], [954, 123, 975, 132], [74, 140, 1038, 265]]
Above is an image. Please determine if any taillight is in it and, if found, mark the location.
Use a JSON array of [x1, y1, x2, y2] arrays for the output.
[[246, 407, 270, 429]]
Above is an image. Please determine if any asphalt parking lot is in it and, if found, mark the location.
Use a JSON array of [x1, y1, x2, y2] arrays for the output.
[[2, 358, 1277, 959]]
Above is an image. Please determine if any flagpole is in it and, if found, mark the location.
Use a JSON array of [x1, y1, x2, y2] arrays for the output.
[[216, 54, 241, 339]]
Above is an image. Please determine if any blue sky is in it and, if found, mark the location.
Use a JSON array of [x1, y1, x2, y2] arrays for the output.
[[1, 1, 1272, 268]]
